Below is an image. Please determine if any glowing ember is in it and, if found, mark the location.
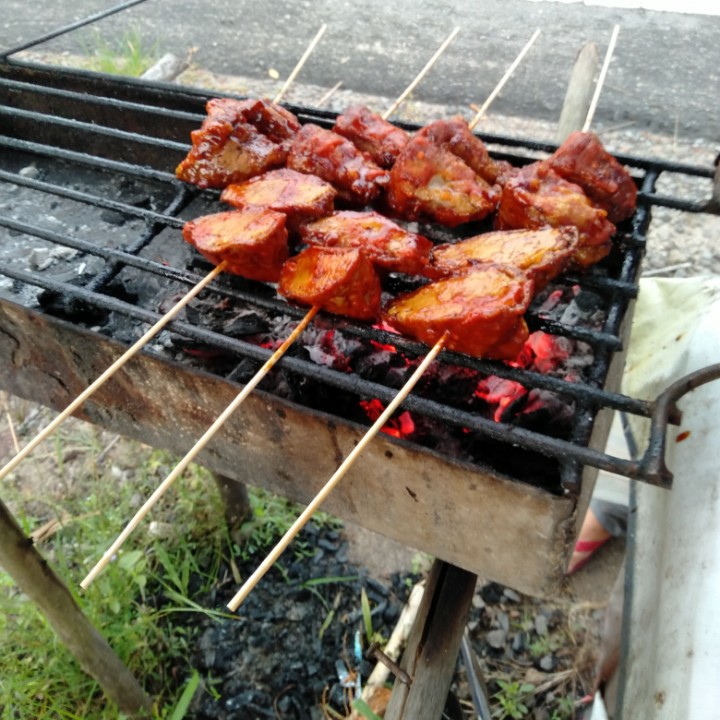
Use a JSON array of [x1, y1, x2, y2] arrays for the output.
[[359, 398, 416, 438]]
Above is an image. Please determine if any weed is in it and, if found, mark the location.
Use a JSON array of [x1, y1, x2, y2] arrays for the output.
[[492, 679, 536, 719], [549, 694, 577, 720], [81, 27, 159, 77], [528, 631, 563, 659]]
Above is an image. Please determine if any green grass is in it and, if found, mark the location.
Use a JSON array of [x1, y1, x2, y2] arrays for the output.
[[80, 27, 160, 77], [0, 416, 328, 719]]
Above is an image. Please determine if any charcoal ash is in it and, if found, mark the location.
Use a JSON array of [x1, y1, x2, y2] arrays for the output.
[[162, 520, 421, 720]]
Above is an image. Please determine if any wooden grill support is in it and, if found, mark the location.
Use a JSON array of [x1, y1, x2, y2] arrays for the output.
[[0, 498, 153, 717], [384, 560, 477, 719]]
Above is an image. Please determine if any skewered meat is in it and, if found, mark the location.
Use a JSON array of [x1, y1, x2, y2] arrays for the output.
[[220, 168, 336, 230], [176, 98, 300, 189], [418, 117, 508, 184], [182, 208, 288, 282], [287, 124, 390, 205], [279, 246, 381, 320], [383, 263, 534, 359], [495, 162, 616, 268], [333, 105, 410, 168], [388, 133, 500, 227], [428, 226, 579, 289], [299, 210, 433, 276], [547, 131, 637, 223]]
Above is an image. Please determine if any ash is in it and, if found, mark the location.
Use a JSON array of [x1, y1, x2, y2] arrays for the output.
[[172, 520, 418, 719]]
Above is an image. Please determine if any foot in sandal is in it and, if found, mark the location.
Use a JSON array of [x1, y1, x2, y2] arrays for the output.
[[567, 507, 613, 575]]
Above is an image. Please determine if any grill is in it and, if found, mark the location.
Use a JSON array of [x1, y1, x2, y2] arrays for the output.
[[1, 55, 716, 596]]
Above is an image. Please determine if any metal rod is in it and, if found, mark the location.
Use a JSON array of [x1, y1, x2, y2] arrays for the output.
[[0, 250, 655, 420], [0, 0, 151, 59]]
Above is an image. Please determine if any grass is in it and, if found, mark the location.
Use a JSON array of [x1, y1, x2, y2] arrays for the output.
[[0, 399, 331, 719], [80, 27, 160, 77]]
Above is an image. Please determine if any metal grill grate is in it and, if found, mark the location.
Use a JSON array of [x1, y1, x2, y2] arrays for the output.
[[0, 59, 717, 493]]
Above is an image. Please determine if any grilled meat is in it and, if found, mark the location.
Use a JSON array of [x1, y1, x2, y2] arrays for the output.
[[388, 133, 500, 226], [287, 124, 390, 205], [176, 98, 300, 189], [279, 246, 381, 320], [299, 210, 433, 276], [182, 208, 288, 282], [495, 162, 616, 268], [220, 168, 336, 230], [383, 263, 534, 359], [547, 131, 637, 223], [428, 226, 579, 289], [418, 117, 508, 184], [333, 105, 410, 168]]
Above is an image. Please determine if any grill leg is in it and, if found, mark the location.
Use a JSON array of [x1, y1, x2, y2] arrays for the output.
[[212, 473, 251, 531], [384, 560, 477, 720]]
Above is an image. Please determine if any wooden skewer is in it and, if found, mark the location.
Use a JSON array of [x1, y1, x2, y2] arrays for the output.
[[468, 28, 541, 131], [0, 262, 227, 485], [4, 408, 20, 455], [317, 80, 343, 106], [381, 26, 461, 120], [80, 305, 319, 589], [582, 25, 620, 132], [226, 331, 449, 611], [273, 23, 328, 104]]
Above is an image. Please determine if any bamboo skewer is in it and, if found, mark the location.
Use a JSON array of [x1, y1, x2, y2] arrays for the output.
[[80, 33, 469, 587], [382, 26, 461, 120], [80, 305, 319, 589], [273, 23, 328, 104], [583, 25, 620, 132], [317, 80, 343, 106], [226, 332, 449, 611], [0, 262, 227, 485], [468, 28, 541, 131]]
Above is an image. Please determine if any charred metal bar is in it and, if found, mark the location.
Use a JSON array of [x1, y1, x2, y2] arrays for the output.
[[0, 0, 151, 59]]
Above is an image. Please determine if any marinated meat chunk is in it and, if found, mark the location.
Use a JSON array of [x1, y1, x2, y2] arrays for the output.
[[220, 168, 336, 230], [418, 117, 506, 184], [495, 162, 616, 268], [278, 246, 381, 320], [176, 98, 300, 189], [333, 105, 410, 168], [286, 124, 390, 205], [383, 263, 534, 359], [547, 131, 637, 223], [182, 208, 288, 282], [300, 210, 433, 276], [428, 226, 579, 289], [388, 134, 500, 226]]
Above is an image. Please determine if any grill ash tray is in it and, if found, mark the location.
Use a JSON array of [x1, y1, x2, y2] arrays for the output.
[[2, 61, 714, 595]]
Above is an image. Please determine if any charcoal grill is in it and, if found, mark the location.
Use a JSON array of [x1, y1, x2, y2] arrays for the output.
[[1, 54, 717, 597]]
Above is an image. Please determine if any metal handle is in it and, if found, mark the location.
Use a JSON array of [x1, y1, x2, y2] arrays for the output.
[[635, 363, 720, 488]]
